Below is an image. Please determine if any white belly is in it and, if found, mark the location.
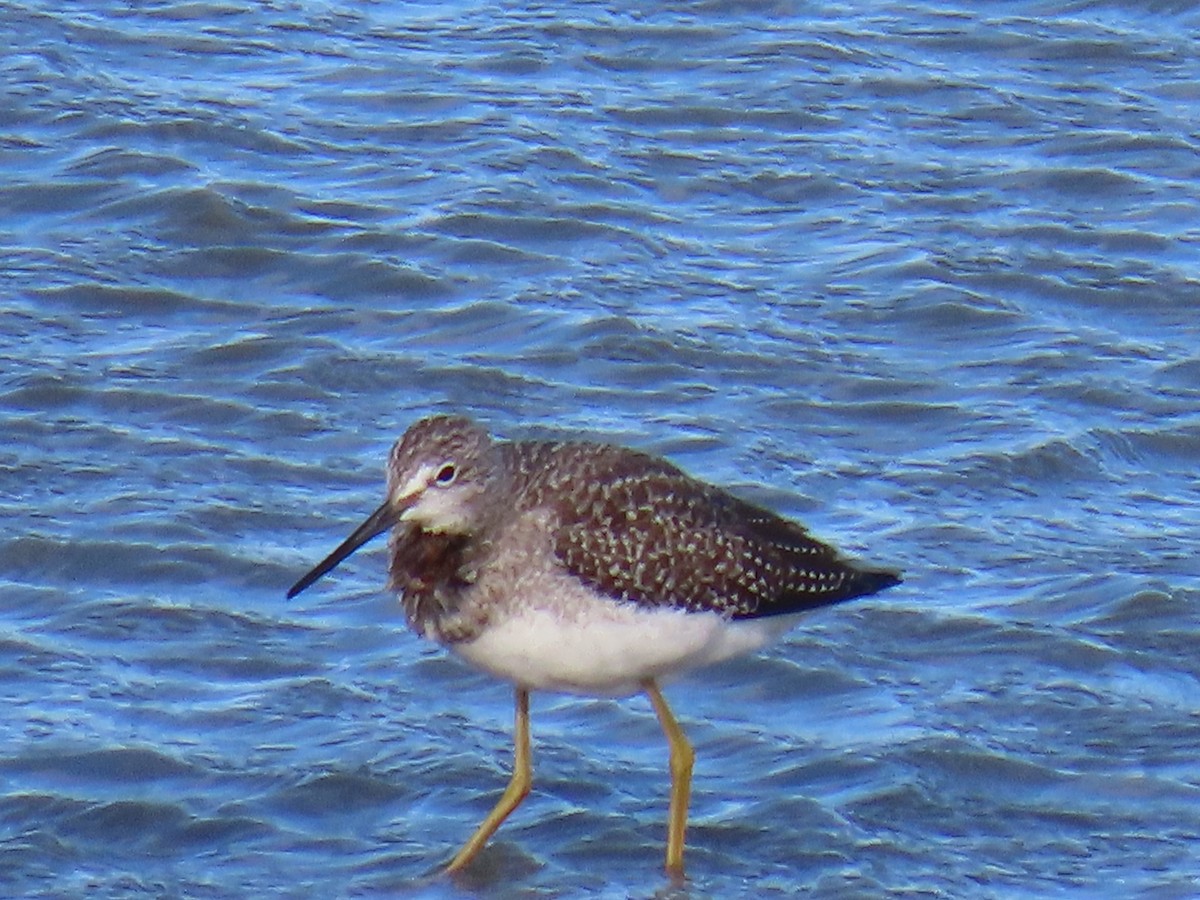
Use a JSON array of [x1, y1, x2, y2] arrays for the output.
[[452, 599, 799, 697]]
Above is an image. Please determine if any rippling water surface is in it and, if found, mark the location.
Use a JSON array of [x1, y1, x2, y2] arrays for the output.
[[3, 1, 1199, 897]]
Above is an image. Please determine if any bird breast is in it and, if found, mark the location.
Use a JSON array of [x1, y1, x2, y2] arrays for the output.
[[388, 527, 483, 641]]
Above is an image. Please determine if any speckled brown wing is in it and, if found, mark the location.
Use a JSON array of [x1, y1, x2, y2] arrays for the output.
[[549, 449, 900, 619]]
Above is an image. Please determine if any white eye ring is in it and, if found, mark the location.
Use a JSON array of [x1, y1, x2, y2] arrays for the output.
[[434, 463, 457, 486]]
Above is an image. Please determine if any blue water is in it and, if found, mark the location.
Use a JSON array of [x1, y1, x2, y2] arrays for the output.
[[3, 1, 1199, 896]]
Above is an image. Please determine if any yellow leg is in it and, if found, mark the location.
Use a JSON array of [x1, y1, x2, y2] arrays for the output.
[[644, 679, 694, 879], [445, 687, 532, 874]]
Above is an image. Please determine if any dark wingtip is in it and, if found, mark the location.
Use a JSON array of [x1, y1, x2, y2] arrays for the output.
[[858, 568, 902, 596]]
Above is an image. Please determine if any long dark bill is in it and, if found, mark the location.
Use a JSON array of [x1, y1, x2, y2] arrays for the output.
[[286, 500, 400, 599]]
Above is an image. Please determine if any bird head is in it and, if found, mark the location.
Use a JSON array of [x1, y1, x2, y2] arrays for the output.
[[287, 415, 498, 599]]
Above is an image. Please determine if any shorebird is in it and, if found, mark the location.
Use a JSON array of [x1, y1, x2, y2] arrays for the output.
[[287, 414, 900, 877]]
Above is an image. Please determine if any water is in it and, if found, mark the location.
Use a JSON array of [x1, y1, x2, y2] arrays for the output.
[[3, 1, 1199, 896]]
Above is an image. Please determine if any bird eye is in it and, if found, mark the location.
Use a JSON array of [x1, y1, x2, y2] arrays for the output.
[[434, 463, 457, 485]]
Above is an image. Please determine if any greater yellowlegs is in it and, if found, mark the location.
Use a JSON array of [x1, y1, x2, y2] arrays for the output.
[[287, 414, 900, 877]]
